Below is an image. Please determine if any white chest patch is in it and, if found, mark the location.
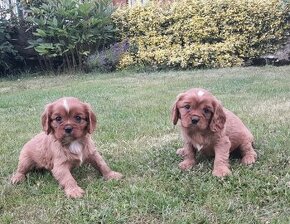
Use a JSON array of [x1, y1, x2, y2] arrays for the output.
[[197, 90, 205, 97], [69, 141, 82, 154], [63, 98, 70, 113], [195, 144, 203, 151], [69, 141, 83, 163]]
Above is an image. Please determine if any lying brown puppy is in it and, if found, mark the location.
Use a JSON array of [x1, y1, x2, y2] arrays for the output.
[[11, 97, 122, 198], [172, 88, 257, 177]]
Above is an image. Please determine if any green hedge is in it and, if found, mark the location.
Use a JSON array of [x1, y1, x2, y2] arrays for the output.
[[113, 0, 290, 69]]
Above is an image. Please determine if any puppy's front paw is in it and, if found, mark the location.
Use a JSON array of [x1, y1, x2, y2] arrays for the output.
[[176, 148, 186, 157], [212, 166, 231, 177], [178, 159, 195, 171], [11, 173, 26, 184], [65, 186, 85, 198], [241, 154, 257, 165], [104, 171, 123, 181]]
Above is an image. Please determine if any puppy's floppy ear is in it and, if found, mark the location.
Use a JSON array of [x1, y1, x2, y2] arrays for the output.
[[84, 103, 97, 134], [210, 100, 226, 132], [171, 93, 184, 125], [41, 103, 53, 134]]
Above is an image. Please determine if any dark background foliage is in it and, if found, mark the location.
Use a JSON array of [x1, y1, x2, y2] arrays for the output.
[[0, 0, 118, 75]]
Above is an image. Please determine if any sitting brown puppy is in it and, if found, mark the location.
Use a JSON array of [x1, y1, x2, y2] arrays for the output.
[[172, 88, 257, 177], [11, 97, 123, 198]]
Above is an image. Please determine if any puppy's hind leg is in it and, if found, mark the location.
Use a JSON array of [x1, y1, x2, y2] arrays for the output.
[[240, 142, 257, 165], [11, 151, 35, 184]]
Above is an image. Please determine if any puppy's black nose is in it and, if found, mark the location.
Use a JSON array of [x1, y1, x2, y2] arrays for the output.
[[191, 116, 200, 125], [64, 126, 73, 134]]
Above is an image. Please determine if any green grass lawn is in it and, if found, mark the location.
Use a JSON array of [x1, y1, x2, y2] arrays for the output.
[[1, 66, 290, 223]]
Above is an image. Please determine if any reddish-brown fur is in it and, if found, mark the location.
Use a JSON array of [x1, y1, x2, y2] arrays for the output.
[[11, 97, 123, 198], [172, 88, 257, 177]]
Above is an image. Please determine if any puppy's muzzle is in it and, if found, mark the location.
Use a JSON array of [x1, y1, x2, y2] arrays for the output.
[[191, 116, 200, 125], [64, 125, 73, 134]]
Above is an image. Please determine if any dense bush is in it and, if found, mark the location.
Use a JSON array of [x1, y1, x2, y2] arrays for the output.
[[86, 40, 129, 72], [27, 0, 117, 71], [113, 0, 290, 69], [0, 8, 23, 75]]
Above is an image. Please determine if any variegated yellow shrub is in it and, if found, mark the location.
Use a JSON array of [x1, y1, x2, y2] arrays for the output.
[[113, 0, 289, 69]]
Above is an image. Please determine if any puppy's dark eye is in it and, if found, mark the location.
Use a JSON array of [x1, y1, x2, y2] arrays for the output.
[[184, 105, 190, 110], [55, 116, 63, 123], [75, 115, 82, 123], [203, 108, 211, 114]]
